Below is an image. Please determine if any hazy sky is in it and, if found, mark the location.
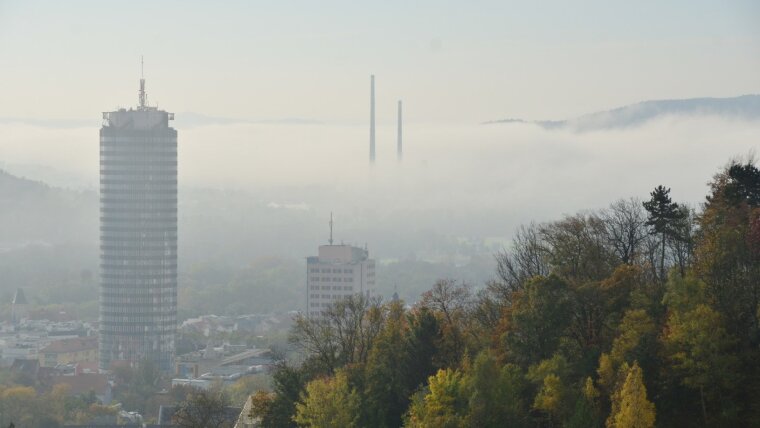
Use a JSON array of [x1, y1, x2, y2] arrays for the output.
[[1, 1, 758, 123]]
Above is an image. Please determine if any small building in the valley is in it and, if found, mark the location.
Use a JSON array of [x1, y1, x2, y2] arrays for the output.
[[39, 336, 98, 367]]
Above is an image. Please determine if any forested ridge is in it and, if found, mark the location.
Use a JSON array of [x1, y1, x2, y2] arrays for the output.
[[253, 157, 760, 427]]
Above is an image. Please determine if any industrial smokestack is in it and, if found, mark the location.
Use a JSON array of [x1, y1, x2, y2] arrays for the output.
[[370, 75, 375, 164], [397, 100, 402, 161]]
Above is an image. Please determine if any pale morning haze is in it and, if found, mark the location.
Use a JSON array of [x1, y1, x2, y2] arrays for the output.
[[0, 1, 759, 121], [0, 2, 759, 426]]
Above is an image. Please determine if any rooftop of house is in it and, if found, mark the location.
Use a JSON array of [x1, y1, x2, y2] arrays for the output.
[[40, 336, 98, 354], [75, 361, 100, 374]]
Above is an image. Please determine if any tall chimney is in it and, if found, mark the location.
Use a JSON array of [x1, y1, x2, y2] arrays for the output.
[[369, 75, 375, 164], [397, 100, 402, 161]]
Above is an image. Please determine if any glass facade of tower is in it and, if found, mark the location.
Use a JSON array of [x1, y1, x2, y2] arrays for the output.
[[99, 108, 177, 371]]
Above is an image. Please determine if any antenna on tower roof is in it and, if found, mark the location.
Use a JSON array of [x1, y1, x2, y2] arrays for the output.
[[329, 212, 334, 245], [138, 56, 147, 109]]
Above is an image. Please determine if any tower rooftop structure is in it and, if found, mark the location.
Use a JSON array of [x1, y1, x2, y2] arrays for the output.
[[306, 216, 376, 318], [102, 59, 174, 129]]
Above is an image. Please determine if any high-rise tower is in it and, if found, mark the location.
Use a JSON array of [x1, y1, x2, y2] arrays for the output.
[[369, 75, 375, 164], [397, 100, 402, 161], [99, 68, 177, 371]]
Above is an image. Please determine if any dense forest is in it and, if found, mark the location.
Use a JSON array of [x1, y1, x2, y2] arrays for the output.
[[250, 157, 760, 427]]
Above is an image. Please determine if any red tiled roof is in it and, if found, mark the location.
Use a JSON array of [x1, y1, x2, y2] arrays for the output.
[[76, 361, 100, 373], [40, 337, 97, 354]]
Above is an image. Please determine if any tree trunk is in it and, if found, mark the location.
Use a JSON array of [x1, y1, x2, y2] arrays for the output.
[[660, 233, 667, 282], [700, 385, 707, 426]]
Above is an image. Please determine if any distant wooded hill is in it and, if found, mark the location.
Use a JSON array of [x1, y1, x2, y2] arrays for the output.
[[486, 94, 760, 131], [0, 169, 97, 246]]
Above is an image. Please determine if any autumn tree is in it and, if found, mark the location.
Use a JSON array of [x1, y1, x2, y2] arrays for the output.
[[404, 369, 469, 428], [245, 390, 275, 426], [227, 374, 270, 407], [527, 354, 573, 425], [172, 387, 234, 428], [403, 307, 444, 390], [669, 205, 696, 276], [364, 300, 411, 428], [695, 159, 760, 344], [609, 310, 656, 372], [608, 362, 655, 428], [602, 198, 648, 265], [294, 370, 361, 428], [0, 386, 39, 427], [465, 351, 528, 428], [262, 359, 315, 428], [290, 294, 385, 373], [541, 213, 619, 283], [419, 279, 472, 366], [471, 281, 508, 332], [567, 377, 602, 428], [502, 275, 573, 366], [661, 271, 706, 314], [495, 223, 550, 296], [663, 304, 739, 425]]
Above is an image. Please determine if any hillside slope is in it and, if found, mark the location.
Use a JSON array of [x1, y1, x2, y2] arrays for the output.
[[486, 94, 760, 131]]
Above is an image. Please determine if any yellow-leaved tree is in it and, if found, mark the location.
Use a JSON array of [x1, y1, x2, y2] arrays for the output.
[[294, 369, 360, 428], [405, 368, 468, 428], [608, 362, 655, 428]]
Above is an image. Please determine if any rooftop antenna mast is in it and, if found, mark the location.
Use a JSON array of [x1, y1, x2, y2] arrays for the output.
[[329, 212, 334, 245], [139, 56, 147, 109]]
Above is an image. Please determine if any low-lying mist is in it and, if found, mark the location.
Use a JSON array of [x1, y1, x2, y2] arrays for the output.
[[5, 114, 757, 238], [1, 115, 757, 303]]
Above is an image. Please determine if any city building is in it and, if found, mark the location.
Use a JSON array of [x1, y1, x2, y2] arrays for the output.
[[173, 346, 272, 389], [0, 317, 96, 367], [39, 337, 98, 367], [99, 66, 177, 371], [306, 219, 376, 318]]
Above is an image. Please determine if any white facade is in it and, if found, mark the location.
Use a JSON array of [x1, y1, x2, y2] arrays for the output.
[[306, 245, 375, 318]]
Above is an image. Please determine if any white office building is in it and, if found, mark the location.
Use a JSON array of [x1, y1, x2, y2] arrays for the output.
[[306, 244, 376, 318]]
